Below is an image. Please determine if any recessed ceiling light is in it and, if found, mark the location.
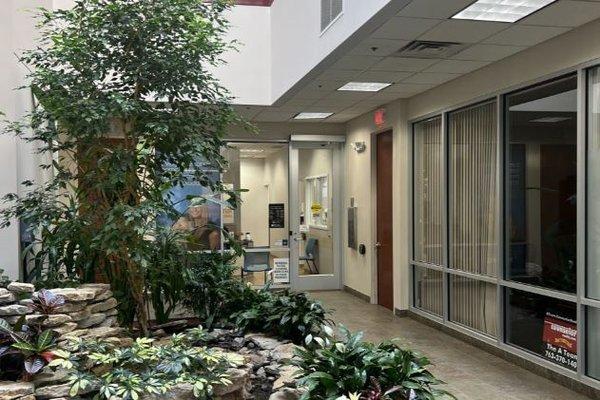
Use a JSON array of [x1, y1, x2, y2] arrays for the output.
[[338, 82, 392, 92], [293, 112, 333, 120], [452, 0, 557, 23]]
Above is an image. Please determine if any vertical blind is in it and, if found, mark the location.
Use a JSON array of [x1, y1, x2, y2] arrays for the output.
[[450, 276, 497, 337], [449, 101, 499, 277], [414, 266, 443, 316], [414, 117, 443, 265], [588, 67, 600, 300]]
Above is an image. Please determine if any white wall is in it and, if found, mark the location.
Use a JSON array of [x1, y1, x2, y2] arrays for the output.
[[240, 158, 270, 246], [270, 0, 394, 101], [0, 0, 53, 279], [264, 147, 289, 246]]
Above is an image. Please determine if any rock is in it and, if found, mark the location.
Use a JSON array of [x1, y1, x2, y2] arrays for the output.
[[0, 382, 34, 399], [246, 333, 284, 350], [34, 382, 95, 399], [213, 368, 249, 397], [87, 298, 117, 314], [0, 293, 17, 304], [77, 313, 106, 328], [55, 302, 86, 314], [269, 388, 304, 400], [0, 304, 31, 316], [53, 322, 77, 336], [106, 307, 118, 317], [272, 365, 300, 391], [18, 299, 33, 306], [271, 343, 298, 362], [94, 290, 114, 302], [264, 364, 280, 376], [153, 320, 187, 330], [3, 314, 46, 325], [68, 308, 91, 322], [32, 369, 69, 387], [7, 282, 34, 294], [41, 314, 72, 328], [141, 383, 195, 400], [48, 288, 96, 302], [97, 316, 118, 328], [104, 336, 134, 348], [68, 326, 127, 340]]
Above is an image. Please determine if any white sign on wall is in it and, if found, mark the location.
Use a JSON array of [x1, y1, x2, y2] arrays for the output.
[[273, 258, 290, 284]]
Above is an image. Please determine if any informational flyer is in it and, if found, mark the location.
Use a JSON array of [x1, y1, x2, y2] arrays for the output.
[[542, 312, 577, 371], [272, 258, 290, 284]]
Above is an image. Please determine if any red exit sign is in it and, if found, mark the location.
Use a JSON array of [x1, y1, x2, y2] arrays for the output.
[[374, 108, 386, 127]]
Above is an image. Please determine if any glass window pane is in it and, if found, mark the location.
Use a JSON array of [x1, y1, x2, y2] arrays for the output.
[[413, 266, 443, 316], [449, 275, 497, 337], [449, 101, 498, 277], [506, 75, 577, 293], [587, 307, 600, 380], [413, 117, 443, 265], [506, 288, 577, 371], [588, 67, 600, 300]]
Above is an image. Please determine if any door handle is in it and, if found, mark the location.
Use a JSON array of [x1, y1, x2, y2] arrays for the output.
[[375, 242, 382, 249]]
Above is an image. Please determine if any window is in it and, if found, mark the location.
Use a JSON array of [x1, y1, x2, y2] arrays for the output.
[[506, 288, 577, 371], [321, 0, 343, 32], [587, 307, 600, 379], [450, 276, 497, 337], [305, 175, 329, 229], [413, 266, 443, 316], [588, 66, 600, 300], [506, 75, 577, 293], [413, 117, 443, 265], [449, 101, 499, 277]]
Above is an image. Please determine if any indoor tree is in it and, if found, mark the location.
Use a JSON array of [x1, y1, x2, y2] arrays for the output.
[[0, 0, 246, 335]]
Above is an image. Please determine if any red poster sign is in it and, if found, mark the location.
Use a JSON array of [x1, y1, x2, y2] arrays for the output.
[[542, 312, 577, 370]]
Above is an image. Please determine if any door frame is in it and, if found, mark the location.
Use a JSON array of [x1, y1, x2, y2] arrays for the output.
[[370, 129, 394, 306], [289, 135, 345, 292]]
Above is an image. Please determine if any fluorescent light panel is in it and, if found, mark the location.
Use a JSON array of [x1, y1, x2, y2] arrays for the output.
[[338, 82, 392, 92], [293, 112, 333, 120], [452, 0, 557, 23]]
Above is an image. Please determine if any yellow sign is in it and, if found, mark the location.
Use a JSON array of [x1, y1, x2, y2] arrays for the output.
[[311, 203, 322, 214]]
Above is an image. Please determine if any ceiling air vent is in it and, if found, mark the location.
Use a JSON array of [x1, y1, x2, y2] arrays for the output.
[[395, 41, 468, 59]]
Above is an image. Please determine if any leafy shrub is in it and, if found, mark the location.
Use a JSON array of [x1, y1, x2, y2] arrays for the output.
[[0, 317, 58, 380], [234, 289, 333, 345], [291, 326, 454, 400], [50, 328, 241, 400]]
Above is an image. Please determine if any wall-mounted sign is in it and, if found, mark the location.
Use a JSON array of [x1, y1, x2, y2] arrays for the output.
[[269, 203, 285, 228], [272, 258, 290, 284], [347, 206, 357, 250], [311, 202, 323, 215], [374, 108, 386, 127], [542, 312, 577, 371], [299, 224, 310, 233]]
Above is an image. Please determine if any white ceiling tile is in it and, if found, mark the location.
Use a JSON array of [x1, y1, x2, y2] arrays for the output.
[[424, 59, 489, 74], [384, 82, 436, 94], [520, 0, 600, 27], [371, 17, 441, 40], [233, 106, 264, 119], [402, 72, 462, 85], [419, 19, 509, 43], [451, 44, 526, 61], [316, 69, 361, 81], [348, 38, 409, 57], [483, 25, 570, 46], [371, 57, 439, 72], [254, 110, 297, 122], [280, 97, 317, 107], [331, 55, 383, 71], [398, 0, 475, 19], [355, 70, 414, 82]]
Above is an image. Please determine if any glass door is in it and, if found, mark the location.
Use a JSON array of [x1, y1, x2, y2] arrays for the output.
[[289, 139, 343, 291]]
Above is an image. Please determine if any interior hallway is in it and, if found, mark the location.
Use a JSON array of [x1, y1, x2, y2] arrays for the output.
[[310, 291, 592, 400]]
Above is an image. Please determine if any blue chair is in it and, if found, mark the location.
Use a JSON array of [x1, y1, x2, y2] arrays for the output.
[[241, 251, 272, 284], [300, 238, 319, 274]]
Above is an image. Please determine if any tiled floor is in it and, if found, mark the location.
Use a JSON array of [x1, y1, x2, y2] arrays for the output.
[[310, 291, 593, 400]]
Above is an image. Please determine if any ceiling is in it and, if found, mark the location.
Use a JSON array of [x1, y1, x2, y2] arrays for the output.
[[237, 0, 600, 124]]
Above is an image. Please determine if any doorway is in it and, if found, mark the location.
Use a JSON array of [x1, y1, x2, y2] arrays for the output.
[[376, 130, 394, 310]]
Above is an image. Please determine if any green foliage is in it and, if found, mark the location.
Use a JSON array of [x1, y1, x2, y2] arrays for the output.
[[29, 289, 66, 315], [291, 326, 454, 400], [50, 328, 240, 400], [183, 250, 262, 330], [0, 268, 11, 288], [0, 0, 249, 334], [234, 289, 333, 345], [0, 317, 58, 380]]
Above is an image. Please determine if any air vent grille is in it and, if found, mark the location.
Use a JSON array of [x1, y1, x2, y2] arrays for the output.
[[396, 40, 468, 59], [321, 0, 343, 32]]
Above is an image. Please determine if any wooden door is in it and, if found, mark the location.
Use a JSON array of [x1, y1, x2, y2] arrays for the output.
[[376, 131, 394, 310]]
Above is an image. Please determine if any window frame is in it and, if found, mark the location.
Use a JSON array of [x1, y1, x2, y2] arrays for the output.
[[408, 61, 600, 390]]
